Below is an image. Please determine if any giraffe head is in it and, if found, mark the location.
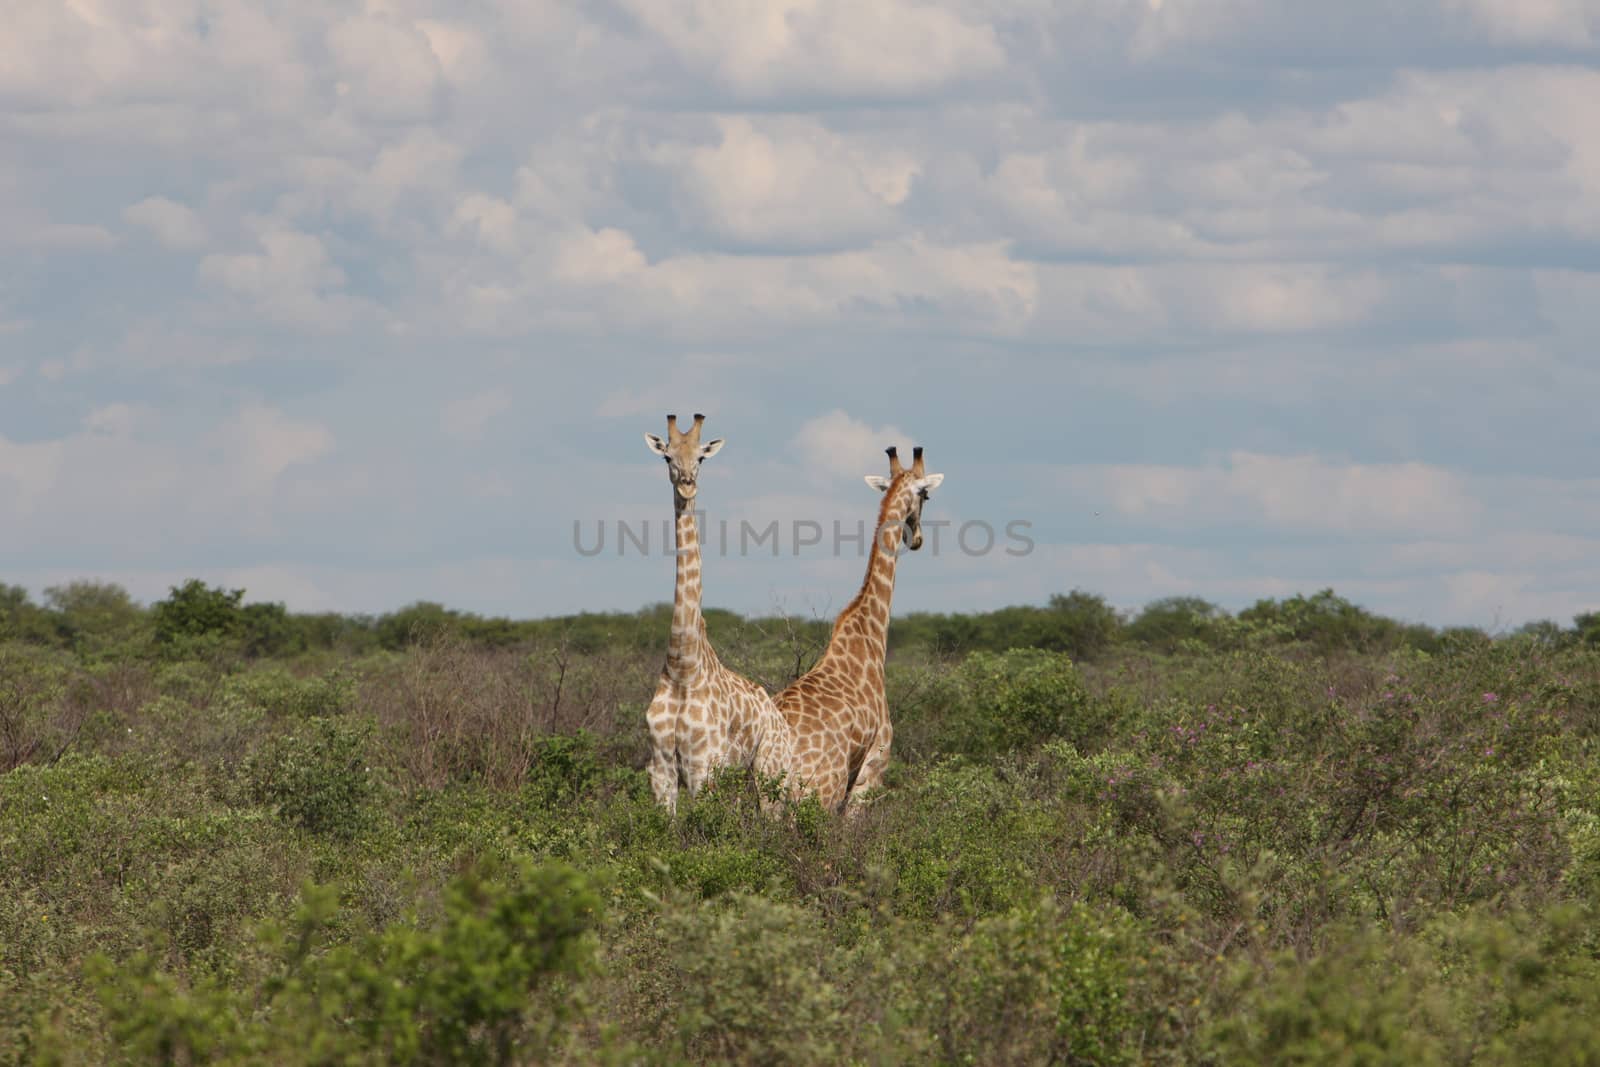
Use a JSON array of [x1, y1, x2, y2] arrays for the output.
[[864, 445, 945, 550], [643, 413, 725, 503]]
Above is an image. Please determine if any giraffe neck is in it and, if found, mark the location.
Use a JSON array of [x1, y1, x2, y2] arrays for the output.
[[667, 497, 711, 682], [829, 480, 913, 665]]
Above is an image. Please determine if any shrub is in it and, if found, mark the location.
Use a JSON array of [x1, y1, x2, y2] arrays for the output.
[[657, 892, 846, 1065], [228, 667, 356, 720], [924, 898, 1138, 1066], [0, 646, 79, 771], [152, 580, 246, 652], [526, 731, 601, 806], [915, 649, 1106, 758], [43, 581, 150, 660], [246, 717, 375, 838], [1208, 905, 1600, 1065], [1126, 596, 1231, 652], [81, 859, 601, 1066]]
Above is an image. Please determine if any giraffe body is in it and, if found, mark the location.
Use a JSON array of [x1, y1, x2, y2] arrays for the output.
[[777, 446, 943, 813], [643, 415, 797, 812]]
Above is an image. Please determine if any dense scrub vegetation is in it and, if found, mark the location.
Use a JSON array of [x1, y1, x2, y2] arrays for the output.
[[3, 579, 1600, 1063]]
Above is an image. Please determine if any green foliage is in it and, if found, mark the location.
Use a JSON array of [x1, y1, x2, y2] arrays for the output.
[[910, 648, 1105, 758], [0, 645, 76, 770], [1126, 596, 1230, 652], [658, 892, 846, 1065], [1239, 587, 1433, 653], [1209, 905, 1600, 1064], [246, 717, 376, 837], [0, 583, 56, 644], [893, 588, 1124, 659], [8, 597, 1600, 1064], [526, 730, 601, 805], [83, 859, 600, 1066], [228, 667, 356, 720], [881, 761, 1044, 919], [151, 579, 247, 658], [929, 899, 1138, 1065], [43, 581, 150, 659]]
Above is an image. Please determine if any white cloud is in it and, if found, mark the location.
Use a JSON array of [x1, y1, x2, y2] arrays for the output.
[[220, 403, 336, 494], [595, 368, 738, 420], [0, 434, 64, 515], [619, 0, 1005, 98], [441, 388, 513, 441], [1060, 452, 1482, 535], [1444, 0, 1600, 45], [326, 14, 444, 122], [123, 196, 208, 249], [6, 0, 1600, 630], [551, 227, 649, 285], [83, 402, 141, 437], [198, 229, 365, 330], [218, 564, 342, 612], [661, 116, 919, 249], [791, 410, 912, 483]]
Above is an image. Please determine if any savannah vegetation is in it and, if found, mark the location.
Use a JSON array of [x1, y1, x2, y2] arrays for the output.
[[4, 578, 1600, 1063]]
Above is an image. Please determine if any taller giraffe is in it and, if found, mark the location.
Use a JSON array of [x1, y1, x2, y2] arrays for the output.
[[775, 445, 944, 813], [642, 413, 797, 812]]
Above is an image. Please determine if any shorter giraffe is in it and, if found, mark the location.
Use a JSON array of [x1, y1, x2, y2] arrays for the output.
[[642, 414, 797, 812], [776, 445, 944, 813]]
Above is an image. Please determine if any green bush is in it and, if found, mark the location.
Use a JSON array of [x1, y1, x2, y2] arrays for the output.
[[246, 717, 376, 838], [7, 591, 1600, 1064], [228, 667, 356, 720], [925, 898, 1138, 1065], [1126, 596, 1231, 652], [78, 859, 600, 1066], [915, 649, 1107, 758], [526, 730, 601, 806], [0, 645, 76, 771], [657, 892, 846, 1065], [1208, 905, 1600, 1065]]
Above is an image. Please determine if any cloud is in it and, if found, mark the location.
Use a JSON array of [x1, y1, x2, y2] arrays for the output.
[[123, 197, 208, 250], [1443, 0, 1600, 45], [791, 411, 913, 484], [325, 15, 445, 122], [5, 0, 1600, 630], [441, 388, 513, 442], [222, 403, 335, 488], [198, 230, 368, 330], [619, 0, 1005, 99], [1060, 453, 1482, 535], [659, 116, 919, 249]]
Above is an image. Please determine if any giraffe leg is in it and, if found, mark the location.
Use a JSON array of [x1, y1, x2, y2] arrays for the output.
[[842, 724, 893, 817], [681, 754, 714, 799], [648, 744, 679, 813], [751, 728, 796, 807], [645, 688, 679, 812]]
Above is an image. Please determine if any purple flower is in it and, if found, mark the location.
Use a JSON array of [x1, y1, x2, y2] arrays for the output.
[[1482, 692, 1499, 704]]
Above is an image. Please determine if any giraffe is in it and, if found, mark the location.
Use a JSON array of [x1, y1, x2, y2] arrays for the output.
[[642, 413, 797, 812], [775, 444, 944, 813]]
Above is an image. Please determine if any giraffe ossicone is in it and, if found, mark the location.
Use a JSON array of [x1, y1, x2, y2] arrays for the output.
[[641, 413, 797, 813]]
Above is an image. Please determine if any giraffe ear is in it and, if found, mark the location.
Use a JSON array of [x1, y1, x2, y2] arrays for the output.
[[913, 473, 945, 492], [644, 433, 668, 456], [699, 438, 725, 459], [864, 475, 891, 492]]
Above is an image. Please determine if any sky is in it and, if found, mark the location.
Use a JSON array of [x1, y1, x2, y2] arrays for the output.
[[3, 0, 1599, 629]]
